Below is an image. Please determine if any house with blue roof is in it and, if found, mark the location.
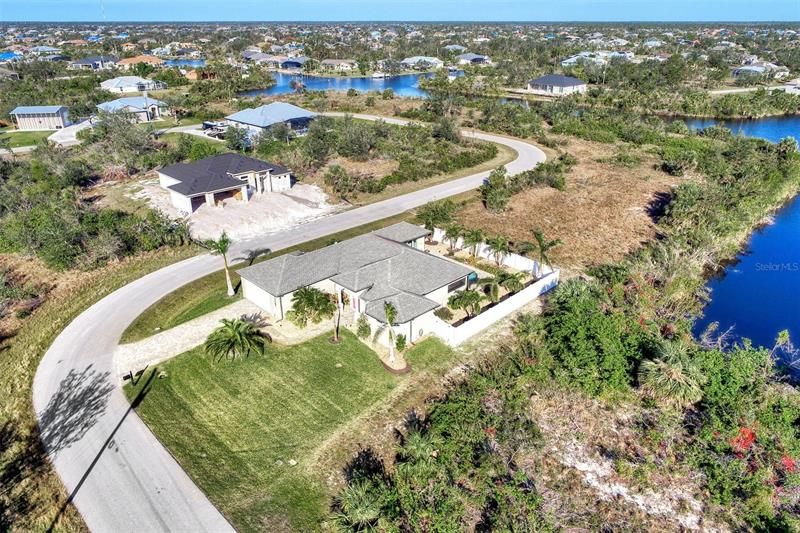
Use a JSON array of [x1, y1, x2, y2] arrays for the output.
[[225, 102, 316, 137], [96, 96, 170, 123], [9, 105, 70, 131]]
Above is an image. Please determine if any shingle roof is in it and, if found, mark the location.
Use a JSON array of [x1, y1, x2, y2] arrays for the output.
[[372, 221, 430, 243], [160, 153, 289, 197], [528, 74, 586, 87], [239, 224, 474, 323], [100, 76, 150, 89], [10, 105, 67, 115], [226, 102, 316, 129], [457, 53, 487, 61], [96, 96, 167, 113]]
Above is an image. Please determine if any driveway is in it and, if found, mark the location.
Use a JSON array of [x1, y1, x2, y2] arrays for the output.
[[32, 115, 546, 532], [48, 120, 93, 146]]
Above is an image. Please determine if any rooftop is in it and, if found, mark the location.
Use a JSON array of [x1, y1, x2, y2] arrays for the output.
[[96, 96, 167, 113], [226, 102, 316, 129], [529, 74, 587, 87], [160, 153, 289, 197], [10, 105, 67, 115]]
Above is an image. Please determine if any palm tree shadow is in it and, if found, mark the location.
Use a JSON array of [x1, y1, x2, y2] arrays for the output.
[[37, 364, 114, 456], [236, 247, 272, 266]]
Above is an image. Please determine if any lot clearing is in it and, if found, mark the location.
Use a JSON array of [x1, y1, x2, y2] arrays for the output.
[[457, 136, 686, 270]]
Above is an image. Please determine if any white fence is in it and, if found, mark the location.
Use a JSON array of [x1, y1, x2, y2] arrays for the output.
[[431, 227, 554, 278], [428, 270, 560, 347]]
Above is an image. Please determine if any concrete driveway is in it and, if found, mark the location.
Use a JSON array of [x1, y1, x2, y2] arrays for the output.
[[32, 115, 546, 532]]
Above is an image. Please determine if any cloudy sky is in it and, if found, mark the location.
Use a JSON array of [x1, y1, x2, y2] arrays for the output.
[[1, 0, 798, 22]]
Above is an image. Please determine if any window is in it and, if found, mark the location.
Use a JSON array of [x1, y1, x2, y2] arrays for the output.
[[447, 278, 466, 293]]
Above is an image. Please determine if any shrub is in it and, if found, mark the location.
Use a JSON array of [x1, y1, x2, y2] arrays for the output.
[[356, 314, 371, 339], [434, 307, 453, 321], [395, 334, 407, 353]]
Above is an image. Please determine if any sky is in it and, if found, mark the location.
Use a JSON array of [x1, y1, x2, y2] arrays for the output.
[[1, 0, 798, 22]]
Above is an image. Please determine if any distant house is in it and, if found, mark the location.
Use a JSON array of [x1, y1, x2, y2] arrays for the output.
[[10, 105, 70, 130], [100, 76, 167, 93], [237, 221, 475, 347], [225, 102, 316, 137], [444, 44, 467, 53], [68, 55, 117, 71], [29, 45, 61, 56], [0, 67, 20, 80], [157, 153, 292, 213], [117, 55, 164, 71], [401, 56, 444, 70], [733, 61, 790, 80], [96, 96, 170, 123], [320, 59, 357, 72], [280, 56, 309, 70], [456, 53, 491, 65], [527, 74, 587, 96]]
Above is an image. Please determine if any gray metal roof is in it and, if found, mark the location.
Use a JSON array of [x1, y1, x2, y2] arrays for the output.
[[226, 102, 316, 129], [528, 74, 586, 87], [239, 224, 473, 323], [97, 96, 167, 113], [160, 153, 289, 197], [10, 105, 67, 115]]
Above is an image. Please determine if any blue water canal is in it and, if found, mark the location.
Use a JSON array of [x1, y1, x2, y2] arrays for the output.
[[240, 71, 444, 98], [688, 116, 800, 350]]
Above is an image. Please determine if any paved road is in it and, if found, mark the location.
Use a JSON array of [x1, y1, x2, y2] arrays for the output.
[[32, 116, 546, 532]]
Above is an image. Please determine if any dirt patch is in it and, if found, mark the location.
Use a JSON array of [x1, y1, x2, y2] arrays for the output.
[[456, 137, 685, 270]]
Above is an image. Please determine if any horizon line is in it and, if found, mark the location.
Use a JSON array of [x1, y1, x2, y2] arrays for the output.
[[3, 20, 800, 25]]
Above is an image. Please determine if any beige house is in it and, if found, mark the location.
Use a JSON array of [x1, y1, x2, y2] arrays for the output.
[[238, 222, 475, 347], [9, 105, 70, 131], [320, 59, 358, 72]]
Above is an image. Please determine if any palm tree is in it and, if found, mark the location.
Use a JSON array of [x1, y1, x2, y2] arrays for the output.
[[448, 289, 484, 318], [373, 301, 398, 363], [462, 228, 485, 258], [203, 232, 235, 296], [444, 223, 462, 253], [638, 341, 706, 409], [287, 287, 337, 331], [479, 276, 501, 303], [497, 271, 525, 293], [204, 318, 271, 362], [486, 235, 510, 267], [532, 229, 562, 277], [331, 480, 384, 531]]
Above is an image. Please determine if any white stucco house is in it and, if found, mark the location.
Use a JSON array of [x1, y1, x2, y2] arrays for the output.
[[157, 153, 292, 213], [225, 102, 317, 138], [100, 76, 167, 93], [96, 95, 170, 123], [238, 222, 475, 347], [527, 74, 587, 96]]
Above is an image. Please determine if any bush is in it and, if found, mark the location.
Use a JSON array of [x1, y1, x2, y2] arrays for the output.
[[356, 314, 371, 339], [434, 307, 453, 321], [395, 334, 407, 353]]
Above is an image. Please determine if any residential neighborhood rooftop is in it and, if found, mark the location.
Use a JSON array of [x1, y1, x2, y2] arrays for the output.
[[97, 95, 167, 113], [159, 153, 289, 197], [528, 73, 587, 87], [10, 105, 67, 114], [226, 102, 316, 129]]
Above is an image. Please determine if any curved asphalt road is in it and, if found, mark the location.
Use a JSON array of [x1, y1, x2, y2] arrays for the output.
[[32, 115, 546, 532]]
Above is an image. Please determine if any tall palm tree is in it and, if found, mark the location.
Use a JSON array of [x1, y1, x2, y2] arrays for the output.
[[486, 235, 510, 267], [373, 301, 399, 363], [448, 289, 484, 318], [204, 318, 271, 362], [532, 229, 562, 277], [462, 228, 485, 258], [287, 287, 337, 330], [203, 231, 235, 296], [638, 340, 706, 409], [444, 223, 462, 253]]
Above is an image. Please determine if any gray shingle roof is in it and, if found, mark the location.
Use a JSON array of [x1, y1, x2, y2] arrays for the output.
[[372, 221, 430, 243], [160, 153, 289, 197], [528, 74, 586, 87], [239, 224, 474, 322]]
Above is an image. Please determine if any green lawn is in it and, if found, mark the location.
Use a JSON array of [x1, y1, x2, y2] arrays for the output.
[[0, 129, 51, 148], [125, 331, 452, 531]]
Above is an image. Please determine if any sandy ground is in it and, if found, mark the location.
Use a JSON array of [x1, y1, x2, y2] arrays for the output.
[[130, 178, 343, 240]]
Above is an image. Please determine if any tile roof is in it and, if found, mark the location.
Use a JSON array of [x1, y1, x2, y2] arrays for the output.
[[239, 225, 474, 323], [160, 153, 288, 197], [226, 102, 316, 129]]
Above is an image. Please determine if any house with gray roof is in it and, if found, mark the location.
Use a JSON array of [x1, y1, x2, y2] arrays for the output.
[[158, 153, 291, 213], [96, 95, 170, 123], [238, 222, 475, 346], [68, 55, 117, 71], [100, 75, 167, 93], [9, 105, 70, 130], [225, 102, 316, 137], [527, 74, 587, 96], [457, 53, 492, 65]]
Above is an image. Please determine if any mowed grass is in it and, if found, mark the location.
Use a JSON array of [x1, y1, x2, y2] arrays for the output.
[[0, 129, 51, 148], [125, 331, 451, 531]]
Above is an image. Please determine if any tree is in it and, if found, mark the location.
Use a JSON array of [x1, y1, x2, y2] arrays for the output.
[[532, 229, 562, 276], [448, 289, 484, 318], [287, 287, 337, 332], [374, 301, 399, 363], [270, 122, 291, 145], [444, 224, 462, 253], [462, 228, 485, 258], [203, 318, 271, 362], [498, 270, 525, 293], [203, 231, 235, 296], [479, 276, 501, 303], [638, 341, 705, 409], [416, 200, 456, 237], [225, 125, 250, 152], [486, 235, 510, 267], [480, 166, 511, 213]]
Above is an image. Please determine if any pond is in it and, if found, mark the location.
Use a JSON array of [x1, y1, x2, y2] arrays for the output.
[[240, 71, 461, 99], [689, 115, 800, 351]]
